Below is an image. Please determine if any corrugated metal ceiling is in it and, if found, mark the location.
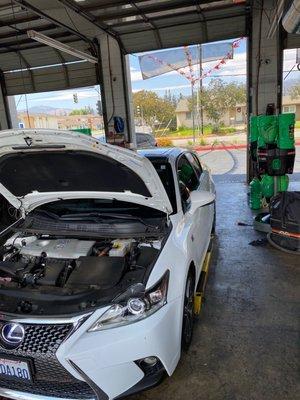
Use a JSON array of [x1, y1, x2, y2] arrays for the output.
[[0, 0, 297, 95], [0, 0, 249, 94], [1, 0, 249, 64]]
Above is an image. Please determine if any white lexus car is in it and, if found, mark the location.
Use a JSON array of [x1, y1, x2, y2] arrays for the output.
[[0, 130, 215, 400]]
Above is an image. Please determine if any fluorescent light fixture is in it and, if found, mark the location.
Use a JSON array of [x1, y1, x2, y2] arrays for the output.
[[27, 30, 97, 64]]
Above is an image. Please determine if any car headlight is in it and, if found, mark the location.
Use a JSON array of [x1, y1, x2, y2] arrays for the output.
[[88, 271, 169, 332]]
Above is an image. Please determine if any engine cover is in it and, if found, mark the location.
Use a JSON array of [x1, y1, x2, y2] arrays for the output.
[[20, 239, 95, 259]]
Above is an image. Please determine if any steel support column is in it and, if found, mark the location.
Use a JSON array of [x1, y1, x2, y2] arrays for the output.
[[0, 71, 12, 130], [247, 0, 284, 181], [97, 34, 136, 147]]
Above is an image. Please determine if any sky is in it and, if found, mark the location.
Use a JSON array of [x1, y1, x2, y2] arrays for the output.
[[14, 38, 299, 112]]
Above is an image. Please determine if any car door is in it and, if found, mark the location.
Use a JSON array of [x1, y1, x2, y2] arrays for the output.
[[187, 152, 214, 244], [177, 154, 210, 278]]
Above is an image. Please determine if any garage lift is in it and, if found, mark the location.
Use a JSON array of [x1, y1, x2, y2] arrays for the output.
[[194, 238, 213, 316]]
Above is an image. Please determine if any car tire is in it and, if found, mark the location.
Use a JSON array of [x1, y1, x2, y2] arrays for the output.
[[181, 272, 195, 351]]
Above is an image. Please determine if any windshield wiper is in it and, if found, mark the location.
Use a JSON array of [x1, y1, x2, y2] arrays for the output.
[[59, 212, 159, 230]]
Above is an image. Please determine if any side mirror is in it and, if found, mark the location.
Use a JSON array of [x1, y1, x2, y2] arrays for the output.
[[179, 181, 191, 213], [189, 190, 215, 214]]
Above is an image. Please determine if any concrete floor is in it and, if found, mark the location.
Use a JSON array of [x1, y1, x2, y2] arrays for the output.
[[132, 177, 299, 400]]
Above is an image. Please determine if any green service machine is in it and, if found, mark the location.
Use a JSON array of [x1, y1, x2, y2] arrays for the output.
[[71, 128, 92, 136], [249, 112, 296, 231]]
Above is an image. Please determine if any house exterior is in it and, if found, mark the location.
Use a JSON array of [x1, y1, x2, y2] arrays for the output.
[[18, 113, 59, 129], [282, 95, 300, 119], [176, 95, 300, 128], [57, 115, 104, 131], [175, 99, 247, 128], [17, 113, 104, 132]]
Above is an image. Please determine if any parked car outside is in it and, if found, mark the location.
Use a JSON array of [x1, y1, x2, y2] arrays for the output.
[[94, 131, 157, 148]]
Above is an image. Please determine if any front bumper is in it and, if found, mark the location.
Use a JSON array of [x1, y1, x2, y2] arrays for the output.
[[0, 363, 166, 400], [0, 297, 182, 400], [0, 388, 96, 400], [117, 361, 166, 399]]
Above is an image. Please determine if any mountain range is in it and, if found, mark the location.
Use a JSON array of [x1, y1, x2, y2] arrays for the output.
[[18, 105, 72, 116]]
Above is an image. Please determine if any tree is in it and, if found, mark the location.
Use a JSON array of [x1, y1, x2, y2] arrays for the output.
[[69, 106, 94, 115], [189, 78, 246, 129], [133, 90, 175, 130], [289, 82, 300, 99]]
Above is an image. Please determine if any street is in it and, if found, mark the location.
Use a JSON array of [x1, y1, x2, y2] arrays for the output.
[[198, 144, 300, 175], [171, 129, 300, 148]]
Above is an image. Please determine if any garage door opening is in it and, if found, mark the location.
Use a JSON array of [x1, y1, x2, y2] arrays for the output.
[[130, 37, 248, 180], [10, 85, 104, 136]]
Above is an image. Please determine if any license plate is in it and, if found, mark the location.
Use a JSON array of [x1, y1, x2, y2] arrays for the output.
[[0, 356, 32, 382]]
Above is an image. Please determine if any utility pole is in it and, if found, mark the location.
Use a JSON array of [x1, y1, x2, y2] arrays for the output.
[[191, 83, 195, 144], [199, 44, 204, 136]]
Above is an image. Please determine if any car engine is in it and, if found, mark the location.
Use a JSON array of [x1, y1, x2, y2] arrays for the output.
[[0, 234, 160, 292]]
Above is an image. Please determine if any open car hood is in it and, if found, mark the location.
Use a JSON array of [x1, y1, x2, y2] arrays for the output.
[[0, 130, 173, 215]]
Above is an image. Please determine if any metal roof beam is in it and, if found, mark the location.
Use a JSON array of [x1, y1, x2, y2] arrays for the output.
[[57, 0, 122, 42], [0, 23, 58, 40], [0, 40, 81, 55], [0, 36, 80, 55], [112, 2, 245, 28], [12, 0, 92, 44], [119, 11, 246, 37], [53, 49, 71, 87], [96, 0, 227, 21], [194, 2, 209, 41], [1, 44, 36, 90], [0, 31, 74, 49], [82, 0, 152, 11], [0, 15, 40, 28], [130, 1, 163, 48]]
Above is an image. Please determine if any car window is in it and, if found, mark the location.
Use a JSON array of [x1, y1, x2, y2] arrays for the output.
[[186, 152, 203, 178], [136, 133, 156, 148], [177, 155, 199, 192], [147, 158, 177, 213], [136, 133, 147, 144]]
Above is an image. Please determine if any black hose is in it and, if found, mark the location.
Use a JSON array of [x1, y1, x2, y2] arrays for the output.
[[267, 233, 299, 255]]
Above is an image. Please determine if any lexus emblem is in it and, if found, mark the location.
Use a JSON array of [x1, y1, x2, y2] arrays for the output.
[[1, 323, 25, 348]]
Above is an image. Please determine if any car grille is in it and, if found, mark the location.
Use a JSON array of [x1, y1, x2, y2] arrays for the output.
[[0, 320, 95, 399]]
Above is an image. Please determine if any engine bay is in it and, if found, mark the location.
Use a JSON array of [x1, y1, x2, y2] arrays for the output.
[[0, 233, 162, 315]]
